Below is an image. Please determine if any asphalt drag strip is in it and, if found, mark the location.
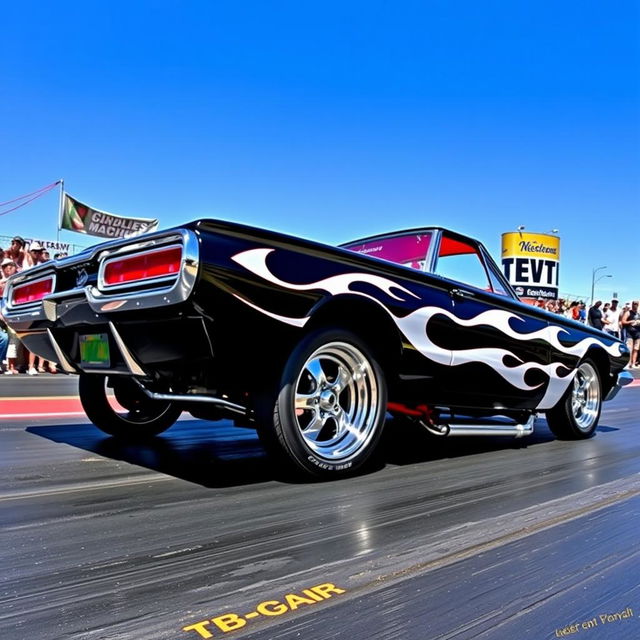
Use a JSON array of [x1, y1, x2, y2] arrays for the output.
[[2, 383, 640, 640], [238, 491, 640, 640]]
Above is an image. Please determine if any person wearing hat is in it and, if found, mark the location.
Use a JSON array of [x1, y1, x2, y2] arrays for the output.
[[0, 258, 17, 295], [28, 241, 47, 267], [5, 236, 33, 271]]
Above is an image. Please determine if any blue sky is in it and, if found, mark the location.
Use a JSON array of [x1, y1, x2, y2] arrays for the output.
[[1, 1, 638, 300]]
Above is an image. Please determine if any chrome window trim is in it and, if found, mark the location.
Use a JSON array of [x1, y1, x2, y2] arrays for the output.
[[478, 244, 519, 299], [426, 229, 442, 274]]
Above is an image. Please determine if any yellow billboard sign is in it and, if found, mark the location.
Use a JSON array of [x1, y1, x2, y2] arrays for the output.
[[501, 232, 560, 299]]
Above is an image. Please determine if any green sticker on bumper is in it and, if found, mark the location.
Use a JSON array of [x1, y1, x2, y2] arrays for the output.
[[80, 333, 111, 367]]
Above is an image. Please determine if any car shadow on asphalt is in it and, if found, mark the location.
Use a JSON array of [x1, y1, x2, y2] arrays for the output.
[[26, 415, 620, 487], [27, 419, 275, 488]]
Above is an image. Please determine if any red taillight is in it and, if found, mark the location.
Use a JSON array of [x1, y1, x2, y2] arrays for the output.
[[103, 246, 182, 286], [12, 277, 54, 305]]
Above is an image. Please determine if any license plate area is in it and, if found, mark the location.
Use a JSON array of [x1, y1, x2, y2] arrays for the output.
[[79, 333, 111, 368]]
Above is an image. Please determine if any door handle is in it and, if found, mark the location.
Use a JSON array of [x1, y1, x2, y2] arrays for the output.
[[450, 288, 475, 300]]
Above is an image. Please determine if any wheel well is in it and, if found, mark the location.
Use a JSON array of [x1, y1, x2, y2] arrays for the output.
[[584, 347, 613, 395], [305, 295, 404, 380]]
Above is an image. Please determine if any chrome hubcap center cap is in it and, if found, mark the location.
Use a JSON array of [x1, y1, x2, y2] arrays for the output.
[[319, 389, 338, 412]]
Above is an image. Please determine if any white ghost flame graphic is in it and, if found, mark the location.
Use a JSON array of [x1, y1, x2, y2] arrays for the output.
[[231, 248, 623, 409], [232, 248, 418, 301]]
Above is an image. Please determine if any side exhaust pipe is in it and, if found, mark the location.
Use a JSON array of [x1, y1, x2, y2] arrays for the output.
[[420, 415, 535, 439], [132, 379, 247, 416]]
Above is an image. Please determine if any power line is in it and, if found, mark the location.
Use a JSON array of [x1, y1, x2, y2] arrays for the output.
[[0, 181, 60, 217]]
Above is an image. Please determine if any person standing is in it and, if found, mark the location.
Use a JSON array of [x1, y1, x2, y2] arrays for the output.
[[578, 302, 587, 323], [556, 299, 566, 315], [0, 314, 7, 372], [619, 302, 631, 342], [0, 262, 10, 370], [621, 301, 640, 368], [0, 257, 40, 374], [0, 259, 20, 373], [604, 299, 620, 338], [601, 302, 611, 330], [5, 236, 33, 271], [588, 301, 604, 330]]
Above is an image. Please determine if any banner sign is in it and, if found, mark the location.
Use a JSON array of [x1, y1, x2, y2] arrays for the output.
[[60, 193, 159, 239], [25, 238, 72, 253], [501, 231, 560, 299]]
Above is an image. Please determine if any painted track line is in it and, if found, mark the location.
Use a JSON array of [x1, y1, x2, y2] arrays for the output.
[[0, 395, 119, 419]]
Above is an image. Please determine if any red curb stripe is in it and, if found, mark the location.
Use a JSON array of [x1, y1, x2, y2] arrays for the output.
[[0, 396, 120, 418]]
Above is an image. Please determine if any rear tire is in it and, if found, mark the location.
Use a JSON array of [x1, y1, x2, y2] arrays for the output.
[[546, 360, 602, 440], [79, 374, 181, 438], [257, 328, 387, 478]]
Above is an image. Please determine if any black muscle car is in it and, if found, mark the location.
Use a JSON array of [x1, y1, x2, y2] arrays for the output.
[[1, 220, 632, 477]]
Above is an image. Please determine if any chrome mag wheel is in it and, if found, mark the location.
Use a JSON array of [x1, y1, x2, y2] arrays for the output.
[[293, 341, 381, 463], [570, 361, 601, 432]]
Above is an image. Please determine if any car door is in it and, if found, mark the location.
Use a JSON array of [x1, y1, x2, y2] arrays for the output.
[[428, 231, 551, 411]]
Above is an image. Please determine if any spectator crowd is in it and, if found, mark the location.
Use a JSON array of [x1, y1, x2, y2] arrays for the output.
[[0, 236, 67, 375], [528, 296, 640, 369]]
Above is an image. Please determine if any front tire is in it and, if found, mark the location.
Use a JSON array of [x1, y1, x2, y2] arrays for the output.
[[79, 375, 182, 438], [258, 328, 388, 478], [546, 360, 602, 439]]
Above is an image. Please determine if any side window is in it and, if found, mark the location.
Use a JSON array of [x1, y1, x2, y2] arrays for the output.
[[434, 235, 491, 291], [344, 232, 432, 271]]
